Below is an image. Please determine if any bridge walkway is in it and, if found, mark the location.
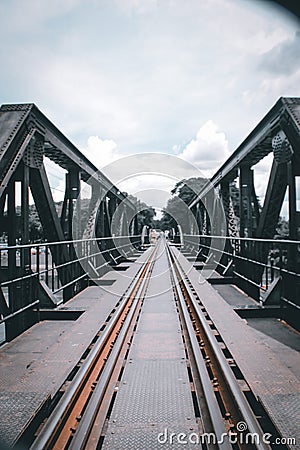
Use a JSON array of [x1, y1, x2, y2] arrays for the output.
[[0, 250, 149, 447], [0, 243, 299, 448]]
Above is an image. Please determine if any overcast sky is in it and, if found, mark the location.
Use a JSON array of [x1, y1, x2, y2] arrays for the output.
[[0, 0, 299, 215]]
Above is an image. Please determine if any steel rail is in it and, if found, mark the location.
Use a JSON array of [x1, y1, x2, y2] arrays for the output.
[[166, 243, 232, 449], [29, 245, 156, 450], [167, 244, 270, 450], [68, 245, 157, 450]]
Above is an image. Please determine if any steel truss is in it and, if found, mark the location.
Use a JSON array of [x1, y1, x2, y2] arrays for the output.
[[187, 97, 300, 327], [0, 103, 140, 341]]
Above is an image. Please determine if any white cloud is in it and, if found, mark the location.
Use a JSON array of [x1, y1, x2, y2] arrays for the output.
[[252, 153, 274, 202], [83, 136, 122, 169], [259, 31, 300, 73], [178, 121, 230, 176], [114, 0, 158, 15], [242, 28, 291, 55], [51, 179, 66, 203], [118, 174, 175, 208], [0, 0, 84, 33], [0, 0, 299, 171], [94, 152, 203, 212]]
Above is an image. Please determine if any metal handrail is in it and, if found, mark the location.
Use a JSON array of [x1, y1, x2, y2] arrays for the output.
[[0, 235, 141, 251], [184, 238, 300, 277], [0, 241, 136, 288], [183, 234, 300, 245]]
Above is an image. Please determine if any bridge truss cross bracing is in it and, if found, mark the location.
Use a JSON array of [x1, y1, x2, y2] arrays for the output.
[[187, 97, 300, 328], [0, 103, 140, 341]]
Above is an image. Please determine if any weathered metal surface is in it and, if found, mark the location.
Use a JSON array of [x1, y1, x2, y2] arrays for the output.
[[187, 97, 300, 310], [0, 251, 150, 447], [190, 97, 300, 202], [103, 241, 198, 449], [174, 247, 300, 449], [0, 392, 45, 447], [0, 102, 140, 342]]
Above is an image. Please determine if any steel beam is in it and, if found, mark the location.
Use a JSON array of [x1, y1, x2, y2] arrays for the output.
[[30, 164, 72, 292], [239, 165, 254, 238], [0, 103, 135, 213], [255, 159, 287, 239], [190, 97, 300, 207]]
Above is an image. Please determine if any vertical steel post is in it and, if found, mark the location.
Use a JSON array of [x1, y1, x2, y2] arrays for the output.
[[220, 181, 231, 237], [287, 161, 297, 273], [6, 180, 18, 340], [21, 163, 33, 332], [239, 165, 253, 238]]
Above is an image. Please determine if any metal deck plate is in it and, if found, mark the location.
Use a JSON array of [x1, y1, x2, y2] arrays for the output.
[[109, 360, 195, 425], [104, 424, 201, 450], [103, 242, 198, 449], [0, 249, 152, 447], [173, 247, 300, 449], [261, 393, 300, 442], [0, 392, 44, 446]]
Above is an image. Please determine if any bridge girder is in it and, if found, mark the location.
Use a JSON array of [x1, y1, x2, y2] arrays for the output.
[[0, 103, 138, 339], [190, 97, 300, 242], [0, 103, 136, 245], [188, 97, 300, 308]]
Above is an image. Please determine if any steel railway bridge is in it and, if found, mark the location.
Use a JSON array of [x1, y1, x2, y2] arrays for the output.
[[0, 98, 299, 449]]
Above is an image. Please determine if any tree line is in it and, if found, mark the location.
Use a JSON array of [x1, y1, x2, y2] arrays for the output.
[[0, 177, 288, 243]]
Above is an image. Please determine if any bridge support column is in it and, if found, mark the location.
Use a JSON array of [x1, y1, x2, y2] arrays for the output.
[[195, 203, 203, 235], [287, 160, 299, 278], [6, 179, 18, 341], [133, 214, 139, 235], [239, 165, 255, 238], [61, 169, 81, 240], [131, 214, 140, 248], [5, 164, 36, 340]]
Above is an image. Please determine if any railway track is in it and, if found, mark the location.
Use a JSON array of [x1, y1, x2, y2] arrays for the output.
[[28, 245, 158, 450], [166, 244, 287, 450], [24, 239, 287, 450]]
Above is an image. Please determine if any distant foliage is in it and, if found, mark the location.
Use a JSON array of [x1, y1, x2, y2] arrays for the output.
[[159, 177, 207, 231], [127, 194, 156, 232], [275, 217, 289, 238]]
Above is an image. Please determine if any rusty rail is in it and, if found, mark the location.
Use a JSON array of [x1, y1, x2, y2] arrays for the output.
[[29, 245, 157, 450]]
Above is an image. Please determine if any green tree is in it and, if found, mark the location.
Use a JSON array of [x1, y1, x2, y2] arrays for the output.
[[127, 194, 156, 233], [171, 177, 207, 203], [160, 177, 207, 231], [29, 205, 43, 242], [275, 217, 289, 238]]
